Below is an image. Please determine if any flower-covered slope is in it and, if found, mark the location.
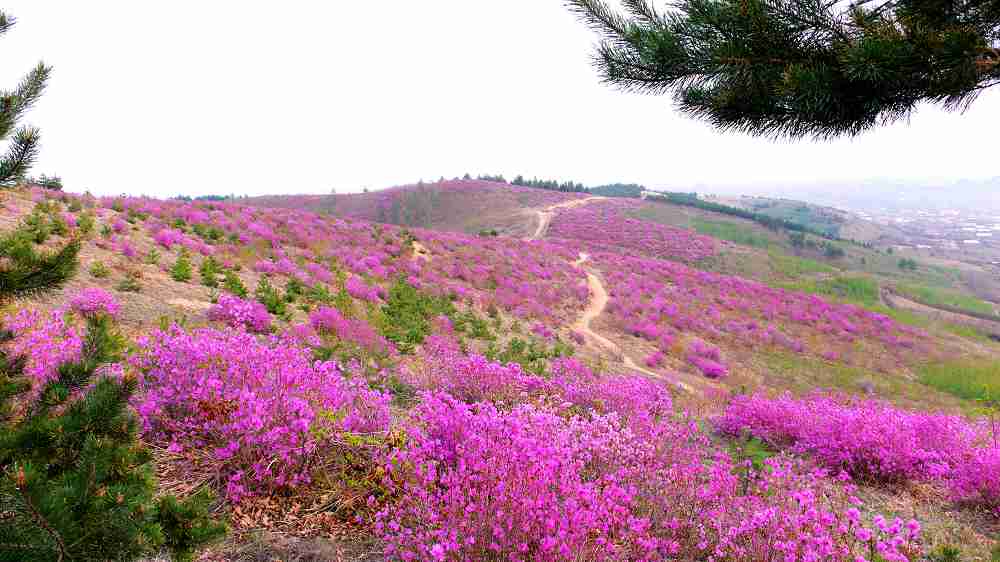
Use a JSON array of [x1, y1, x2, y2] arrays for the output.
[[3, 184, 1000, 559]]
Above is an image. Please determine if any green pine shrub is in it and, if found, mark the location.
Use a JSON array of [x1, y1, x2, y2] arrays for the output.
[[254, 277, 286, 316], [0, 227, 79, 301], [374, 278, 456, 354], [170, 251, 193, 283], [198, 256, 220, 288], [0, 313, 225, 561], [221, 270, 247, 298], [89, 261, 110, 278], [76, 213, 95, 236]]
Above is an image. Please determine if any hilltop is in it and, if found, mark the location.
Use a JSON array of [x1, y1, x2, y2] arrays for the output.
[[4, 180, 1000, 560]]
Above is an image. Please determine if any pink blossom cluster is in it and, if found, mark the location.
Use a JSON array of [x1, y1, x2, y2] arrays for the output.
[[950, 446, 1000, 514], [207, 294, 272, 333], [131, 326, 392, 501], [152, 227, 187, 249], [404, 335, 550, 405], [717, 392, 1000, 516], [375, 392, 922, 561], [3, 308, 83, 387], [407, 336, 675, 429], [345, 275, 381, 303], [717, 393, 978, 483], [686, 338, 729, 378], [309, 306, 396, 357], [546, 198, 718, 263], [69, 287, 121, 319], [598, 252, 924, 370]]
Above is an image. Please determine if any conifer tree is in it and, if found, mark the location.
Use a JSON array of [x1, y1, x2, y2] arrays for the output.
[[0, 223, 79, 301], [0, 12, 50, 187], [0, 11, 78, 301], [0, 308, 225, 561], [567, 0, 1000, 138]]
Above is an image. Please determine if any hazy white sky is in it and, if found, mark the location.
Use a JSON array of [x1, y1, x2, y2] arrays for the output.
[[1, 1, 997, 197]]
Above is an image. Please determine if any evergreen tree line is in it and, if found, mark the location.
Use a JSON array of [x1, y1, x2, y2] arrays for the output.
[[647, 192, 839, 240], [464, 173, 635, 196]]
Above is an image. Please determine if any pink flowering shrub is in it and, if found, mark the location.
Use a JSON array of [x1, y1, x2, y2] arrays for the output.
[[375, 392, 922, 561], [309, 306, 396, 357], [4, 308, 83, 387], [119, 239, 137, 258], [345, 275, 380, 303], [131, 327, 392, 501], [949, 446, 1000, 514], [597, 252, 926, 371], [687, 339, 728, 378], [70, 288, 121, 319], [717, 393, 977, 483], [548, 357, 674, 432], [644, 350, 665, 368], [406, 335, 549, 405], [547, 198, 718, 263], [207, 294, 272, 333], [152, 227, 185, 249]]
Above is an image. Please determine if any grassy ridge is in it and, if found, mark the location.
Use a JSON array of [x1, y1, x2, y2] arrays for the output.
[[768, 251, 836, 278], [919, 359, 1000, 403], [895, 283, 996, 317], [692, 218, 772, 248], [778, 276, 880, 307]]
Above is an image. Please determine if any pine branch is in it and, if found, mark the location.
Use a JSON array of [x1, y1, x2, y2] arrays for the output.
[[565, 0, 634, 38], [0, 126, 40, 187], [0, 12, 15, 37], [15, 482, 67, 562], [0, 64, 50, 142], [10, 63, 51, 118], [568, 0, 1000, 137], [621, 0, 663, 25]]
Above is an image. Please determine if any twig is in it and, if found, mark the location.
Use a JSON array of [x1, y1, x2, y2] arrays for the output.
[[17, 482, 67, 562]]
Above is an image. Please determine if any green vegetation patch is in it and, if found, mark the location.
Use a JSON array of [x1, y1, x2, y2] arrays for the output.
[[919, 359, 1000, 403], [484, 337, 573, 376], [692, 218, 772, 248], [768, 250, 836, 278], [895, 283, 996, 317], [375, 278, 456, 354], [761, 350, 958, 409], [778, 276, 879, 307]]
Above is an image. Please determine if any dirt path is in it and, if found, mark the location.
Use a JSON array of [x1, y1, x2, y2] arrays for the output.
[[410, 240, 431, 261], [528, 196, 606, 241], [884, 289, 1000, 339], [571, 253, 697, 393]]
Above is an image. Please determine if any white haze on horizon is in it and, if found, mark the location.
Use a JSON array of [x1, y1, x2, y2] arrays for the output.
[[0, 1, 997, 198]]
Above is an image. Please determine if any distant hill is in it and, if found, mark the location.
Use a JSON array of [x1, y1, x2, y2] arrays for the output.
[[248, 179, 585, 236]]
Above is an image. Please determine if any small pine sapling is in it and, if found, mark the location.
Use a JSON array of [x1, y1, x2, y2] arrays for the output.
[[170, 250, 193, 283]]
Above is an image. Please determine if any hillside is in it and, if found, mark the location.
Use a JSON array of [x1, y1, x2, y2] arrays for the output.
[[248, 179, 586, 237], [4, 182, 1000, 560]]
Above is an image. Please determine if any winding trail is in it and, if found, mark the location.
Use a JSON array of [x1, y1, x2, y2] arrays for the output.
[[571, 253, 697, 393], [525, 196, 699, 394], [883, 288, 1000, 339], [528, 196, 606, 241]]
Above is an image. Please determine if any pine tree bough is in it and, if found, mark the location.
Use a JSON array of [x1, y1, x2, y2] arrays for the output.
[[0, 302, 226, 562], [0, 10, 50, 186], [567, 0, 1000, 138]]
